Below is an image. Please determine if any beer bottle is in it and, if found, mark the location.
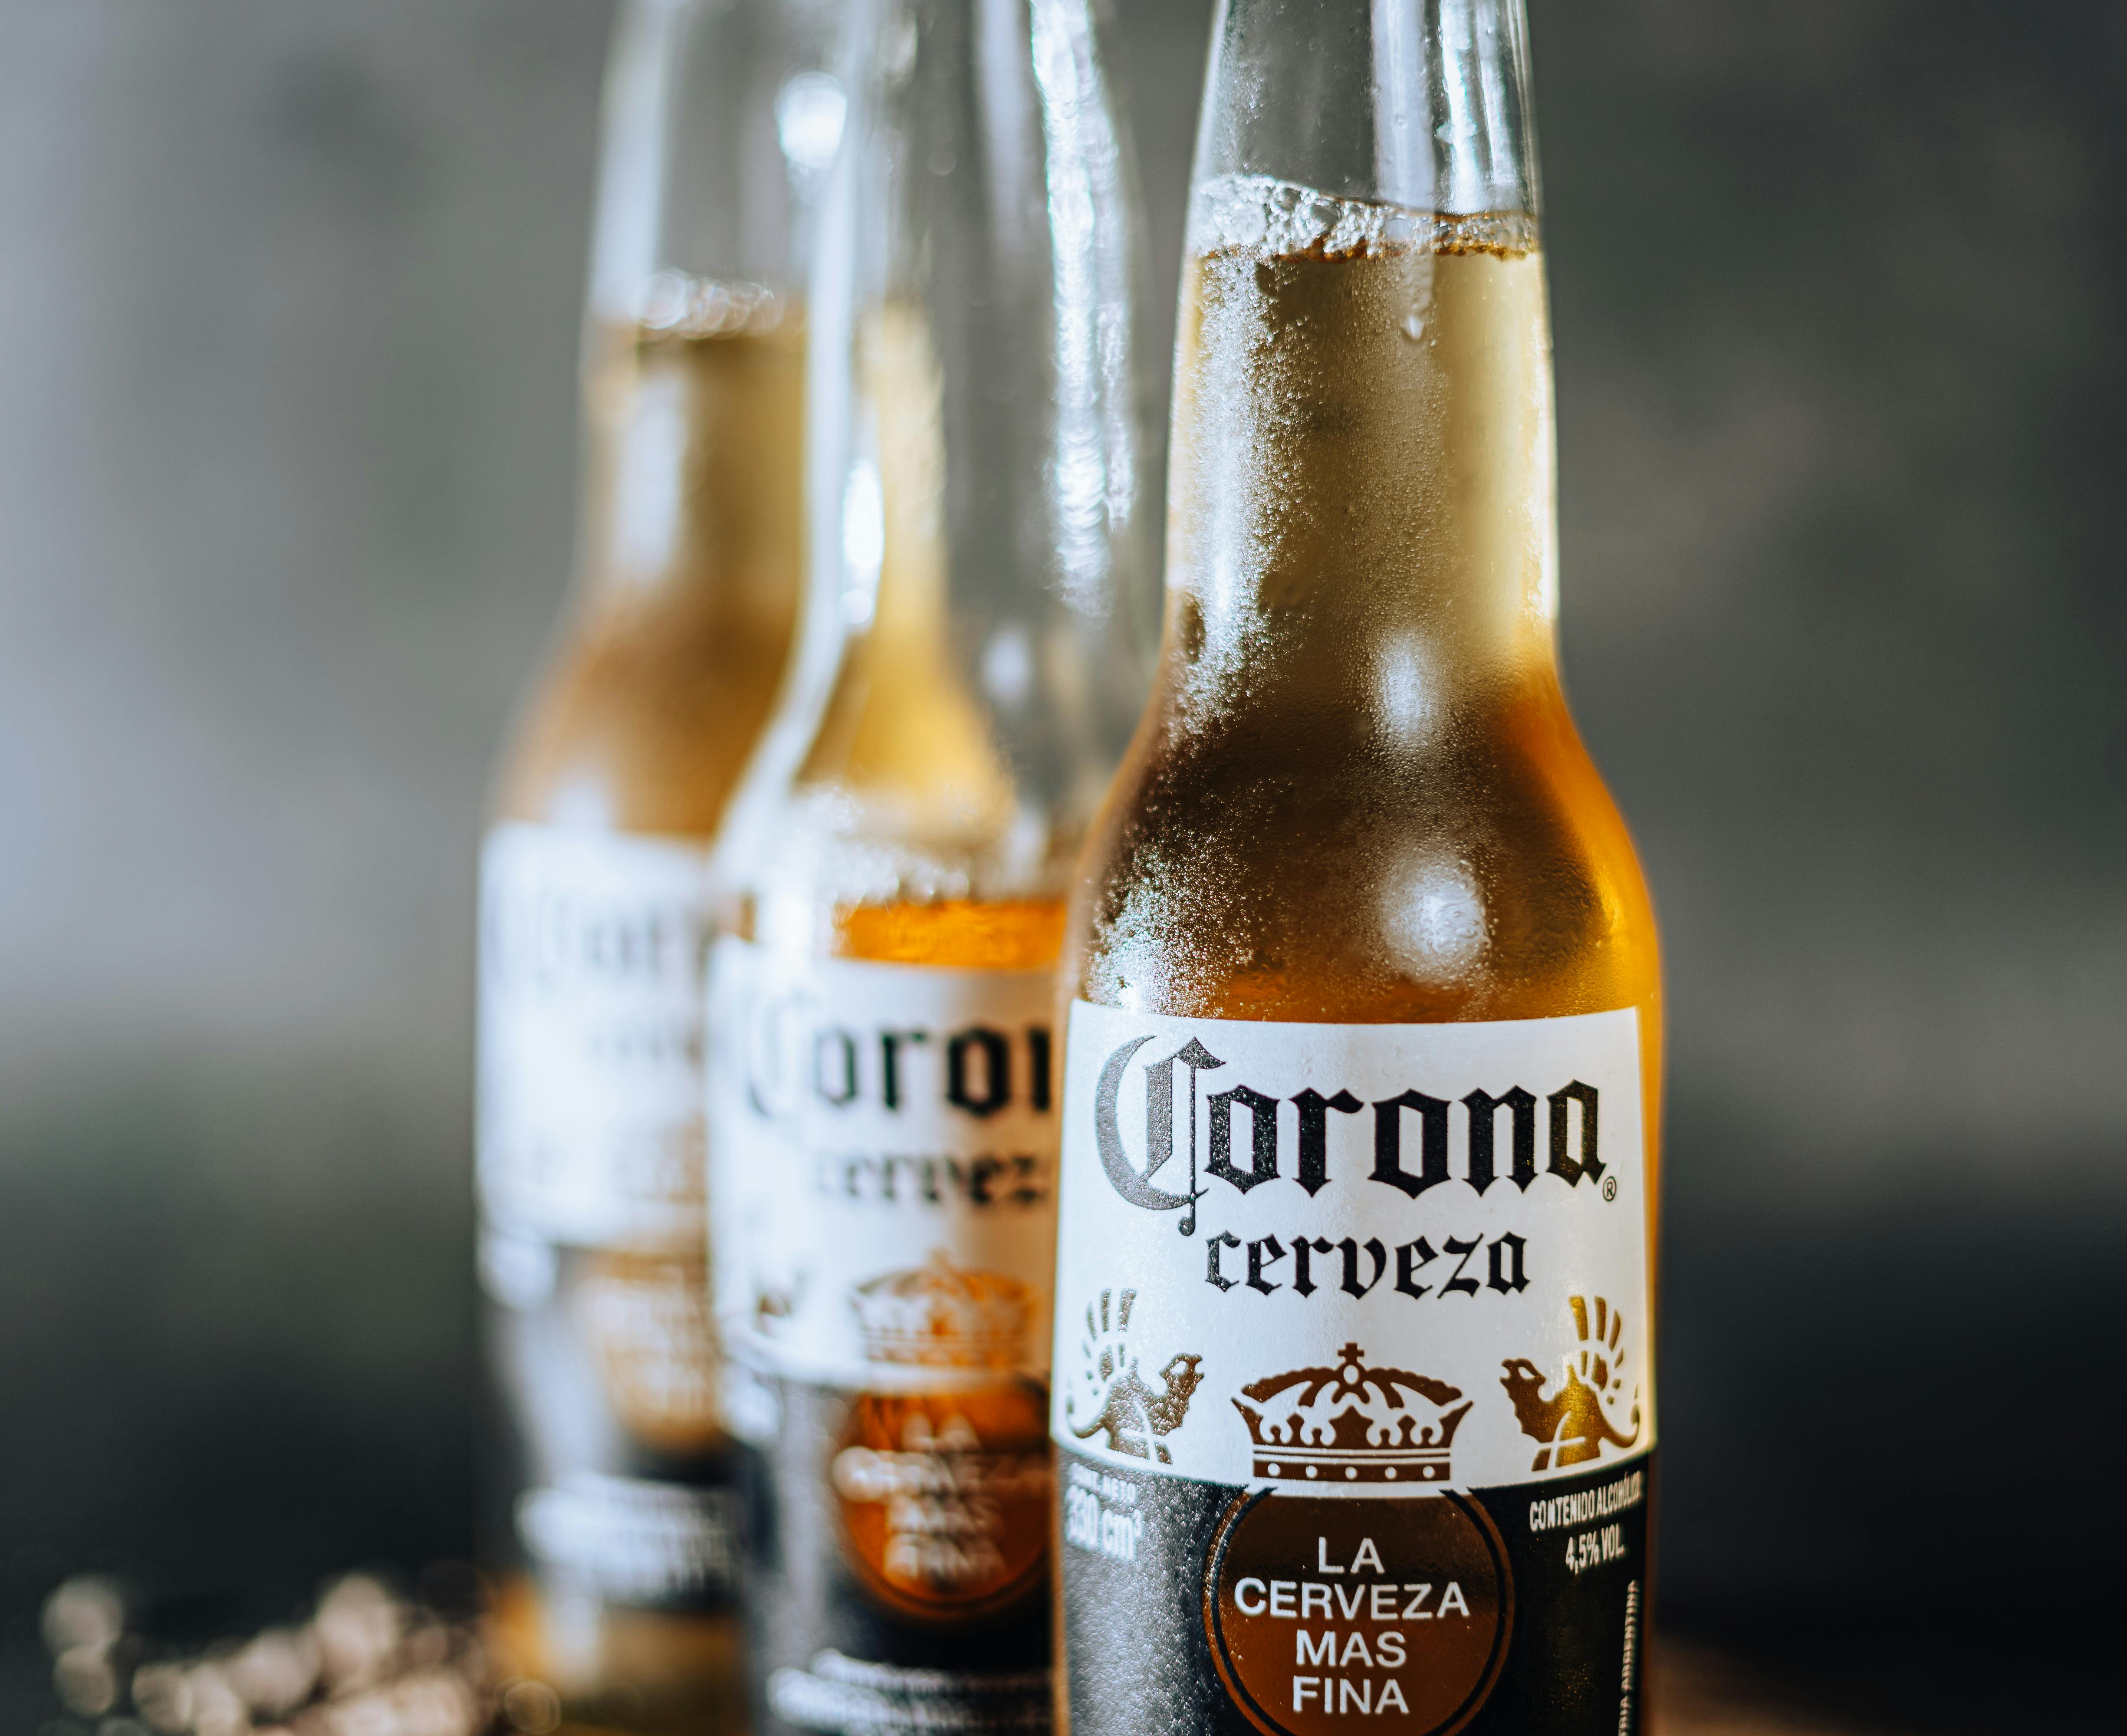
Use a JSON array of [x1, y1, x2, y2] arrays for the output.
[[1050, 4, 1663, 1734], [475, 3, 842, 1730], [703, 1, 1154, 1730]]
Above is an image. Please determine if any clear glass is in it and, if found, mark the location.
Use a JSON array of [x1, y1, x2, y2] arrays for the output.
[[479, 7, 842, 1735], [1072, 0, 1656, 1052], [1059, 3, 1662, 1713], [726, 0, 1159, 960], [498, 0, 845, 834], [710, 0, 1155, 1724], [1193, 0, 1539, 217]]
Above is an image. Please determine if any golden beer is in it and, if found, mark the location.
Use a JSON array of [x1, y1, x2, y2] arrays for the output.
[[1049, 8, 1662, 1734], [476, 3, 839, 1730]]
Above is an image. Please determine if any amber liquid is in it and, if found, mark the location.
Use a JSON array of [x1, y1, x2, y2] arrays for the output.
[[1068, 219, 1662, 1217], [743, 640, 1071, 1696], [821, 899, 1065, 1669], [487, 305, 804, 1736], [731, 269, 1099, 1711], [499, 311, 805, 832], [835, 899, 1066, 970], [769, 302, 1023, 891]]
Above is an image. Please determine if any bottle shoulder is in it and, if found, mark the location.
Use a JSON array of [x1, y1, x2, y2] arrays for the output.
[[491, 591, 795, 835], [1067, 679, 1659, 1025]]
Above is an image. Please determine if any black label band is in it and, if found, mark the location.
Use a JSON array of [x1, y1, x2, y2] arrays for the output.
[[745, 1376, 1053, 1736], [1059, 1448, 1653, 1736]]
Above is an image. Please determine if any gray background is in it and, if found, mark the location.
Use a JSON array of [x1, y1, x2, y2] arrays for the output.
[[0, 0, 2119, 1712]]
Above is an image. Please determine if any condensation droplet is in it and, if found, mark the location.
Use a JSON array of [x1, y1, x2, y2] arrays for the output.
[[1400, 252, 1436, 344]]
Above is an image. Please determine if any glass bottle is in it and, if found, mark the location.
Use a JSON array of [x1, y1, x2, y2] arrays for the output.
[[702, 0, 1155, 1730], [475, 3, 842, 1731], [1049, 4, 1663, 1734]]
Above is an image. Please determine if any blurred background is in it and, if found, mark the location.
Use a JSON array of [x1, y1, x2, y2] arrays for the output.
[[0, 0, 2120, 1728]]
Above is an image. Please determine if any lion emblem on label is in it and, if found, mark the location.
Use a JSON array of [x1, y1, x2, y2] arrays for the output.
[[1064, 1287, 1203, 1463], [1501, 1293, 1642, 1471]]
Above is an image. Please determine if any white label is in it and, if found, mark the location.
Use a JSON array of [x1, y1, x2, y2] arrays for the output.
[[706, 937, 1059, 1389], [1049, 1002, 1653, 1493], [516, 1473, 740, 1602], [477, 823, 717, 1248]]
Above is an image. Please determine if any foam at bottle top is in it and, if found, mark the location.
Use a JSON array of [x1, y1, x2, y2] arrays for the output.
[[1165, 174, 1559, 703], [1187, 172, 1539, 260]]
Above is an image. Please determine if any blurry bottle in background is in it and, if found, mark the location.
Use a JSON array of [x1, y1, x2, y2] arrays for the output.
[[702, 0, 1155, 1730], [475, 3, 843, 1731], [1050, 3, 1663, 1734]]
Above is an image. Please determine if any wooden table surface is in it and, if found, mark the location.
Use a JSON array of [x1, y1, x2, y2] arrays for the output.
[[1655, 1644, 1887, 1736]]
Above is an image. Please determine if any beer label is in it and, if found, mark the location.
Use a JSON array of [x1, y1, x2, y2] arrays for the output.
[[481, 1233, 740, 1616], [575, 1250, 725, 1455], [1052, 1002, 1655, 1736], [742, 1376, 1053, 1736], [705, 938, 1059, 1389], [516, 1472, 741, 1607], [477, 823, 717, 1248], [705, 940, 1059, 1735]]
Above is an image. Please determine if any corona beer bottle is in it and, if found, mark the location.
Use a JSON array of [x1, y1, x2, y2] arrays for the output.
[[1050, 4, 1663, 1734], [703, 1, 1154, 1730], [475, 3, 842, 1730]]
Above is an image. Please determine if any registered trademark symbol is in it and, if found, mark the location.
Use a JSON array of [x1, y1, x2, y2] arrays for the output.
[[1601, 1176, 1618, 1202]]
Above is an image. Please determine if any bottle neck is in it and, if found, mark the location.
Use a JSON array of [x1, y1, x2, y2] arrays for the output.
[[742, 0, 1153, 895], [1197, 0, 1539, 215], [573, 0, 838, 617], [586, 0, 842, 324], [1164, 203, 1558, 729], [1162, 1, 1554, 730], [575, 302, 805, 620]]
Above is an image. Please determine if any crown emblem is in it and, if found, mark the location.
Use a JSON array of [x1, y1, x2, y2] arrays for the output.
[[1232, 1343, 1472, 1485], [851, 1252, 1033, 1371]]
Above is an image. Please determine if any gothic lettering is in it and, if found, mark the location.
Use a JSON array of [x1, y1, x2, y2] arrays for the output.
[[1207, 1083, 1280, 1192], [1441, 1235, 1482, 1297], [1338, 1237, 1387, 1297], [1090, 1031, 1605, 1218], [1290, 1236, 1335, 1295], [1028, 1027, 1052, 1111], [1292, 1087, 1361, 1196], [1548, 1080, 1602, 1184], [815, 1028, 859, 1106], [1246, 1236, 1287, 1294], [1369, 1089, 1451, 1197], [879, 1029, 928, 1110], [1462, 1085, 1535, 1194], [1486, 1231, 1528, 1293], [946, 1026, 1011, 1118], [1093, 1036, 1196, 1216]]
